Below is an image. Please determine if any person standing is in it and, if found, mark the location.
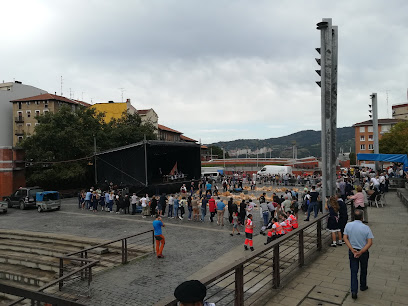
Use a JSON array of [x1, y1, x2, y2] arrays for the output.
[[141, 194, 149, 218], [227, 197, 234, 224], [343, 209, 374, 300], [158, 194, 166, 217], [168, 194, 174, 218], [150, 195, 157, 216], [239, 200, 246, 225], [216, 197, 226, 226], [230, 212, 240, 236], [326, 196, 342, 247], [123, 194, 130, 214], [348, 186, 368, 223], [208, 196, 216, 222], [173, 196, 180, 219], [260, 201, 269, 227], [201, 196, 208, 222], [153, 215, 165, 258], [305, 186, 319, 221], [244, 214, 255, 251]]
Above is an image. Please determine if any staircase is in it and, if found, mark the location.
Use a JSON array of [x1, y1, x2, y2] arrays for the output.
[[0, 230, 150, 305]]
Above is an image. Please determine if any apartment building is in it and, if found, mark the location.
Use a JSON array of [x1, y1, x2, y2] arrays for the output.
[[10, 93, 90, 146], [353, 118, 403, 155], [0, 81, 48, 197]]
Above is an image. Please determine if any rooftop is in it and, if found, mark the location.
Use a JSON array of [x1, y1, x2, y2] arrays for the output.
[[353, 118, 404, 127], [180, 135, 197, 142], [11, 93, 90, 107], [158, 124, 182, 134]]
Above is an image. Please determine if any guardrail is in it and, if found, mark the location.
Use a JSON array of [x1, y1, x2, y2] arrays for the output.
[[4, 230, 154, 306], [158, 202, 352, 306]]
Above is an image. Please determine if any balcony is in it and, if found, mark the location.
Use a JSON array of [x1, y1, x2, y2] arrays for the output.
[[15, 116, 24, 123], [15, 130, 24, 136]]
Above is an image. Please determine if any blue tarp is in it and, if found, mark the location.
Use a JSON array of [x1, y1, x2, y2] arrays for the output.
[[357, 153, 408, 170]]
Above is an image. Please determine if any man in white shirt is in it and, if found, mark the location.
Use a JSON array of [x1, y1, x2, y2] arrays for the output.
[[131, 193, 138, 215], [370, 177, 380, 192]]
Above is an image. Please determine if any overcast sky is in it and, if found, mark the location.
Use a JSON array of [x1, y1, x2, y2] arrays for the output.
[[2, 0, 408, 144]]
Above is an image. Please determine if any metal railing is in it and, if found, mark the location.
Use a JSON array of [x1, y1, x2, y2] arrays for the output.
[[3, 230, 154, 306], [158, 203, 352, 306]]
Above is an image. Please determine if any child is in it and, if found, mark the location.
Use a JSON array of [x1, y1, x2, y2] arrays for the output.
[[244, 214, 255, 251], [230, 212, 241, 236]]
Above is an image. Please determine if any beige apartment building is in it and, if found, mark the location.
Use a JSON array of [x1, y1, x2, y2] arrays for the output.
[[10, 93, 90, 146]]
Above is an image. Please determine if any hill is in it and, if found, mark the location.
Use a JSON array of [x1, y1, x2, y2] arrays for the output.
[[210, 127, 355, 158]]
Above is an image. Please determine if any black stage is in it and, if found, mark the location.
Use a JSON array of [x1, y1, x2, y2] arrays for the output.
[[96, 140, 201, 195]]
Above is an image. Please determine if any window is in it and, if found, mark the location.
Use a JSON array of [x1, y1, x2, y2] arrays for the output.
[[26, 110, 31, 118], [44, 103, 48, 109], [368, 135, 373, 141], [18, 136, 23, 143], [26, 123, 31, 127], [368, 126, 373, 132], [43, 109, 49, 114], [35, 101, 40, 105], [381, 124, 391, 132], [359, 127, 365, 132], [368, 144, 374, 150], [360, 144, 366, 150], [360, 135, 365, 141], [35, 123, 39, 126], [18, 102, 22, 110], [35, 110, 40, 117], [27, 102, 30, 106]]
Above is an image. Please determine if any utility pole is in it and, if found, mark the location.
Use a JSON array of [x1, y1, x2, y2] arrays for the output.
[[315, 18, 338, 202], [223, 147, 226, 168], [370, 93, 379, 171]]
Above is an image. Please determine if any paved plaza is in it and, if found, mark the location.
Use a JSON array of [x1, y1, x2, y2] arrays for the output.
[[264, 191, 408, 306], [1, 188, 407, 305]]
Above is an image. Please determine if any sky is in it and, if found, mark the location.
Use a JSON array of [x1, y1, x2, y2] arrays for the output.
[[2, 0, 408, 144]]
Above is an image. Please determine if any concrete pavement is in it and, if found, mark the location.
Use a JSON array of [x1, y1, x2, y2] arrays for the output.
[[264, 190, 408, 306]]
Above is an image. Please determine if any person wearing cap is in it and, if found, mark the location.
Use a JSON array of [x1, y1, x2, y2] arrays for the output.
[[174, 280, 215, 306]]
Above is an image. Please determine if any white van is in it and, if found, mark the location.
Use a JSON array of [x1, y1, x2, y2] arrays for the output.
[[257, 165, 292, 176]]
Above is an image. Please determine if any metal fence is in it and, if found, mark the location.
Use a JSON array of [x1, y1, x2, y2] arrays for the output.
[[159, 202, 352, 306], [2, 230, 154, 306]]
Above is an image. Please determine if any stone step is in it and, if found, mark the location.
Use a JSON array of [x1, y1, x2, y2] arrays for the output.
[[0, 279, 36, 306], [0, 233, 110, 255], [0, 263, 55, 287]]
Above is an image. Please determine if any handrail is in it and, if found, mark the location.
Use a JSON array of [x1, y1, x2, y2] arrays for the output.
[[65, 229, 154, 257], [0, 283, 85, 306], [157, 212, 329, 306], [4, 230, 154, 306]]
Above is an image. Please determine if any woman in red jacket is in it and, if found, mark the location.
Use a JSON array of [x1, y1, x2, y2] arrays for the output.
[[208, 196, 216, 222]]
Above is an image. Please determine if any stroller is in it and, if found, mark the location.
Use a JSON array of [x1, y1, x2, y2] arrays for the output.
[[260, 216, 274, 236]]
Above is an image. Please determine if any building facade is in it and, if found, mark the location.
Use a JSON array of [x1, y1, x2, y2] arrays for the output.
[[0, 81, 48, 198], [10, 93, 90, 146], [392, 103, 408, 120], [353, 119, 403, 155]]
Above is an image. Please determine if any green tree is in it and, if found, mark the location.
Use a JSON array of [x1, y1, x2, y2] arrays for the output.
[[208, 145, 229, 159], [379, 121, 408, 154], [21, 106, 157, 189], [349, 152, 356, 165], [102, 111, 156, 149]]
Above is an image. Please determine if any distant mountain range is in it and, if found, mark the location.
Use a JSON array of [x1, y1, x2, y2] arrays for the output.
[[210, 127, 355, 158]]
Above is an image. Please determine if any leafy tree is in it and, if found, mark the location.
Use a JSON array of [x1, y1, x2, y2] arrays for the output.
[[21, 106, 157, 189], [379, 121, 408, 154], [102, 111, 156, 150], [208, 145, 229, 159], [349, 152, 356, 165]]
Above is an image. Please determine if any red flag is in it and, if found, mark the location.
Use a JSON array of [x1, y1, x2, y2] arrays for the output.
[[169, 162, 178, 175]]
